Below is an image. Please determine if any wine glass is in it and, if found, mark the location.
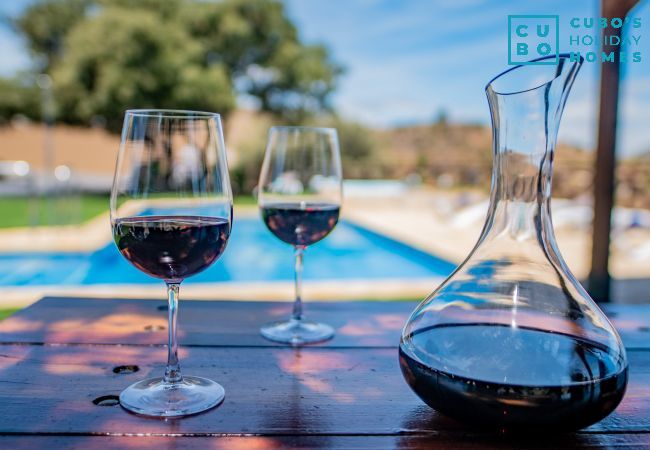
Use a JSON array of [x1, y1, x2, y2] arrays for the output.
[[258, 126, 343, 345], [110, 109, 233, 417]]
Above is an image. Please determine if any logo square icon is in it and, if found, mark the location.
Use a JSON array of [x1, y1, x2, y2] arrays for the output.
[[508, 15, 559, 65]]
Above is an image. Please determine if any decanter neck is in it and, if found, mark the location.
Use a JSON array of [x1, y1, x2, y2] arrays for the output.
[[490, 106, 554, 204], [482, 58, 581, 240], [485, 149, 553, 240]]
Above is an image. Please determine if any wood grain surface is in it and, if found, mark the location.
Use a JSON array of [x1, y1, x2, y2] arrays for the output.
[[0, 297, 648, 449], [0, 297, 647, 348]]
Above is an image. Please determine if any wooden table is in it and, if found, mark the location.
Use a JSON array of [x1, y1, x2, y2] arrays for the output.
[[0, 297, 649, 449]]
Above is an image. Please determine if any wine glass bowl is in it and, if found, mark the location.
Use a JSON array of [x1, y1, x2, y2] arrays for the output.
[[110, 109, 232, 417], [261, 202, 340, 247], [258, 126, 343, 345], [113, 215, 230, 281]]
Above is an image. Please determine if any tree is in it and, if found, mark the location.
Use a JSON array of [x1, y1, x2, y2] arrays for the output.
[[176, 0, 342, 121], [434, 108, 448, 126], [13, 0, 92, 72], [52, 7, 234, 130], [320, 118, 381, 179], [11, 0, 341, 129], [0, 77, 41, 122]]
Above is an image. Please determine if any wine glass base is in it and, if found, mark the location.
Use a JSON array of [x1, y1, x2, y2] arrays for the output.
[[260, 319, 334, 345], [119, 376, 225, 418]]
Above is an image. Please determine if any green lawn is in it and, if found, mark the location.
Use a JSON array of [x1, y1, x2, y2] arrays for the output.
[[233, 195, 257, 206], [0, 195, 109, 229], [0, 309, 19, 321], [0, 195, 256, 229]]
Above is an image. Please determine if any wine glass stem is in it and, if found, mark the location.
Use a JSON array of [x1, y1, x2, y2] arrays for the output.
[[164, 281, 182, 383], [292, 246, 305, 321]]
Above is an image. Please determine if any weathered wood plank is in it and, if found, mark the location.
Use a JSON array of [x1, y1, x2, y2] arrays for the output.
[[0, 344, 646, 435], [2, 433, 650, 450], [0, 297, 410, 347], [0, 297, 647, 348]]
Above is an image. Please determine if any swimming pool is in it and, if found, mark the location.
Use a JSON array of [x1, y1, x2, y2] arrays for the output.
[[0, 219, 456, 286]]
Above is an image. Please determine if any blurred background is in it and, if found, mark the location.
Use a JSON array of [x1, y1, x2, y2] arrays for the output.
[[0, 0, 649, 310]]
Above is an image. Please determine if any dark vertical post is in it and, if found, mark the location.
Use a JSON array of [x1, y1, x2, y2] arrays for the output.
[[588, 0, 639, 302]]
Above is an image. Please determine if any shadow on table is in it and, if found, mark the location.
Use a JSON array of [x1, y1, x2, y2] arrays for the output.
[[398, 408, 636, 449]]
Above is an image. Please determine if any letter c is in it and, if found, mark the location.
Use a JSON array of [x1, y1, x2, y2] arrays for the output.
[[516, 25, 528, 37]]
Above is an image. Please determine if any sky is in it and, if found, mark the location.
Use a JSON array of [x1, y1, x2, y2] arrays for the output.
[[1, 0, 649, 156]]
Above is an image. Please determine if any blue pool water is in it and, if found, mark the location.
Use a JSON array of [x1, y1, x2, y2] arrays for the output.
[[0, 220, 456, 286]]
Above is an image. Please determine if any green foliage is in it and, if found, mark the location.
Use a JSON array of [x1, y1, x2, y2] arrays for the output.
[[229, 113, 381, 193], [434, 108, 448, 127], [316, 118, 383, 179], [335, 120, 375, 162], [229, 113, 273, 196], [11, 0, 341, 129], [181, 0, 342, 121], [52, 7, 234, 130], [0, 309, 19, 321], [0, 78, 42, 122], [13, 0, 92, 71]]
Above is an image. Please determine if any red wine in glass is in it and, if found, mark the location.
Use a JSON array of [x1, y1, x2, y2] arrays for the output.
[[113, 216, 230, 281], [261, 203, 339, 247], [258, 126, 343, 345]]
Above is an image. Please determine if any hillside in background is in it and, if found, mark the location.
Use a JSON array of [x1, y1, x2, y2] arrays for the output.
[[374, 122, 595, 199], [2, 110, 648, 207]]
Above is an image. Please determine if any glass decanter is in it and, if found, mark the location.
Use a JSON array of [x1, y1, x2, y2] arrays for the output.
[[399, 55, 628, 431]]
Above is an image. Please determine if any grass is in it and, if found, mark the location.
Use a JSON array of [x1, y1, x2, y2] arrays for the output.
[[234, 195, 257, 206], [0, 195, 256, 229], [0, 308, 19, 321], [0, 194, 109, 229]]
